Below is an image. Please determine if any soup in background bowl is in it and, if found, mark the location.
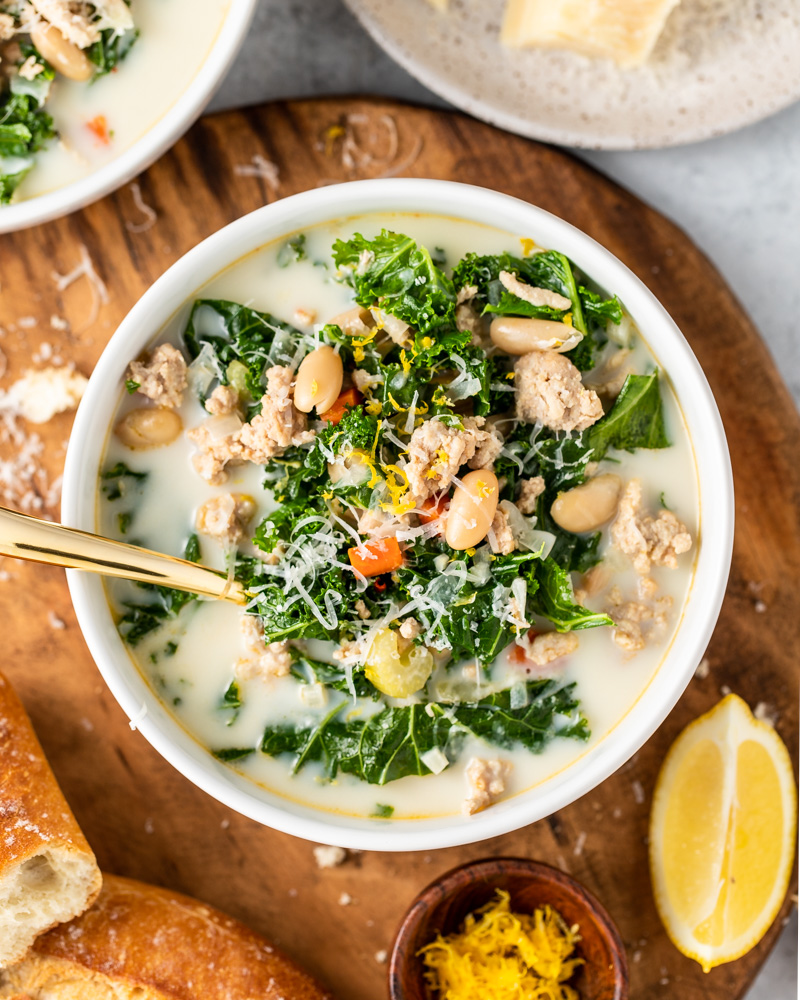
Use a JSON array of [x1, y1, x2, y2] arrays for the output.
[[62, 180, 733, 850], [0, 0, 256, 233]]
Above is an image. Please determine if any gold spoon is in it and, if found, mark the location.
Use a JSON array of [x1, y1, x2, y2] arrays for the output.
[[0, 506, 247, 605]]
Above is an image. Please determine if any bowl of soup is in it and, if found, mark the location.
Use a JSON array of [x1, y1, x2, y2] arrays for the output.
[[0, 0, 256, 233], [61, 179, 733, 850]]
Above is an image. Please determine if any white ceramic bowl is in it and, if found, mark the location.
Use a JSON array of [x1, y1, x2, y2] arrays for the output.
[[0, 0, 257, 234], [62, 179, 734, 851]]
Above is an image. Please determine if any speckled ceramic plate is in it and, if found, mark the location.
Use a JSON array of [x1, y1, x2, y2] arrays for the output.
[[343, 0, 800, 149]]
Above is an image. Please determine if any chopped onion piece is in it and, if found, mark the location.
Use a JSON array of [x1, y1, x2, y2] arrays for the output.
[[300, 683, 327, 708], [420, 747, 449, 775], [607, 312, 634, 348], [203, 413, 243, 439], [187, 342, 221, 398], [510, 682, 529, 710]]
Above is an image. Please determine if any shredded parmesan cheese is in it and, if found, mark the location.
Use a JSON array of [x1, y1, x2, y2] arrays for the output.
[[51, 243, 109, 329], [125, 181, 157, 233], [234, 154, 281, 193]]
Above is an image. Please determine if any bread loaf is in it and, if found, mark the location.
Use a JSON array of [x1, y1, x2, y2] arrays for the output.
[[0, 672, 101, 968], [0, 874, 333, 999]]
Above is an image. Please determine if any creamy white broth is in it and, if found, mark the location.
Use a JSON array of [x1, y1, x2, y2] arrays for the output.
[[11, 0, 230, 202], [99, 212, 699, 820]]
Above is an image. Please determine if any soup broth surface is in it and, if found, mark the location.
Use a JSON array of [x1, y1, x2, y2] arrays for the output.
[[14, 0, 230, 202], [99, 212, 699, 820]]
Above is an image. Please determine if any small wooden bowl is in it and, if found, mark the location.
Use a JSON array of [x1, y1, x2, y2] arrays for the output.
[[389, 857, 629, 1000]]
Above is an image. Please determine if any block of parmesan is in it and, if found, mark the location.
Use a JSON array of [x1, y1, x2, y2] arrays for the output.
[[0, 671, 101, 968], [501, 0, 682, 68]]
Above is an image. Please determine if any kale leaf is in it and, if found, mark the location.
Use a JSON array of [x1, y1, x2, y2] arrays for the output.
[[213, 747, 255, 763], [290, 651, 379, 700], [585, 372, 670, 456], [86, 24, 138, 78], [101, 461, 148, 501], [183, 299, 304, 401], [256, 679, 588, 785], [219, 679, 242, 727], [495, 374, 668, 573], [332, 230, 456, 337], [0, 92, 56, 203], [452, 250, 621, 371], [528, 559, 613, 631], [277, 233, 307, 266]]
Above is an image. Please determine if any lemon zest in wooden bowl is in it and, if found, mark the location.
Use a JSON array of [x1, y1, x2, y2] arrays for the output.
[[419, 889, 583, 999]]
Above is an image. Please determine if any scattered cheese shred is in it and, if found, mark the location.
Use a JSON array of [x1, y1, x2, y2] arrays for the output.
[[51, 243, 109, 330], [419, 890, 582, 1000]]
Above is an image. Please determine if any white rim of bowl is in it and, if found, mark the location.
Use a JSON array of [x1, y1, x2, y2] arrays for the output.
[[62, 178, 734, 851], [0, 0, 258, 234], [343, 0, 800, 150]]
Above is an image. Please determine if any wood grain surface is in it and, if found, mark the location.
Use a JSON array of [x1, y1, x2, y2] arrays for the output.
[[0, 98, 797, 1000]]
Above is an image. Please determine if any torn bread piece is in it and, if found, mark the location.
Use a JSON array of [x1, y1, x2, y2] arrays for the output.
[[0, 874, 332, 999], [0, 671, 101, 968]]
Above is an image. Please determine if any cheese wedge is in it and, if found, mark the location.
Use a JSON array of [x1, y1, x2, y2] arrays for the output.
[[501, 0, 682, 69]]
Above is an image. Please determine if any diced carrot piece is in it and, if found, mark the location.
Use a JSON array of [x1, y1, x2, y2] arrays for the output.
[[418, 494, 448, 525], [319, 387, 363, 424], [348, 537, 403, 577], [86, 115, 110, 145], [509, 629, 539, 664]]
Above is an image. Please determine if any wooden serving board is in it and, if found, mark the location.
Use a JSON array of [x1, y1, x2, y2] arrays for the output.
[[0, 98, 797, 1000]]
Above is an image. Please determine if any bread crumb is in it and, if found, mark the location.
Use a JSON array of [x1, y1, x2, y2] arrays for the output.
[[694, 657, 710, 679], [573, 831, 587, 856], [144, 817, 154, 834], [754, 600, 767, 614], [313, 845, 347, 869], [0, 366, 87, 423], [720, 684, 732, 697], [338, 892, 353, 906], [754, 702, 779, 727], [375, 950, 388, 964], [288, 887, 298, 898], [631, 779, 645, 804], [47, 610, 65, 630], [294, 307, 317, 327], [220, 818, 230, 830]]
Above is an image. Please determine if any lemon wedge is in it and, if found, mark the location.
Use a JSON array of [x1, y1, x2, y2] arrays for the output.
[[649, 693, 797, 972]]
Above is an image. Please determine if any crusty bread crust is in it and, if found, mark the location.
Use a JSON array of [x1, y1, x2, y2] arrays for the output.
[[1, 874, 332, 999], [0, 671, 101, 967]]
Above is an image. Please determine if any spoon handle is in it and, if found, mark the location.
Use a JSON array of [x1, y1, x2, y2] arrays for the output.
[[0, 506, 247, 605]]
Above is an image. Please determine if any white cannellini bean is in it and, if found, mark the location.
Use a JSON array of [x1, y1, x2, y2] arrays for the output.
[[30, 22, 93, 82], [115, 407, 183, 450], [294, 345, 343, 414], [550, 474, 622, 534], [445, 470, 500, 550], [489, 316, 584, 355]]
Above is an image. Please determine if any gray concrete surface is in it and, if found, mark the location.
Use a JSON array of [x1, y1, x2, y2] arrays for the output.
[[211, 2, 799, 994]]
